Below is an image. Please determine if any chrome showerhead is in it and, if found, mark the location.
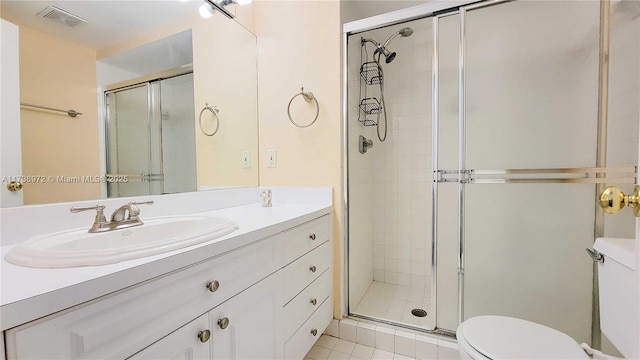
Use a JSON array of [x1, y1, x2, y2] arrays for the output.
[[379, 27, 414, 63], [398, 27, 414, 37], [382, 27, 414, 49], [361, 26, 413, 64], [379, 48, 397, 64]]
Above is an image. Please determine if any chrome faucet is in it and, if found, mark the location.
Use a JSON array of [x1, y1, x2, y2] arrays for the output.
[[71, 201, 154, 233]]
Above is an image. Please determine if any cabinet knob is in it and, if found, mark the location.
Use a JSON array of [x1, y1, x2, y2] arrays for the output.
[[310, 298, 317, 306], [309, 233, 317, 240], [198, 329, 211, 343], [206, 280, 220, 292], [309, 265, 317, 273], [311, 329, 318, 336], [218, 317, 230, 329]]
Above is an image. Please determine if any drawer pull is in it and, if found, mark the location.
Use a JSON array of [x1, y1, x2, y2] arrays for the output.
[[218, 317, 230, 329], [309, 265, 317, 273], [311, 329, 318, 336], [309, 233, 317, 240], [206, 280, 220, 292], [198, 329, 211, 343], [310, 298, 317, 306]]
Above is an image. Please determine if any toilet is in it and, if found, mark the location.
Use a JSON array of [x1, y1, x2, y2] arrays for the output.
[[457, 237, 637, 359]]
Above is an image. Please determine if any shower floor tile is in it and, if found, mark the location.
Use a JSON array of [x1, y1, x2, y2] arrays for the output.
[[353, 281, 432, 328]]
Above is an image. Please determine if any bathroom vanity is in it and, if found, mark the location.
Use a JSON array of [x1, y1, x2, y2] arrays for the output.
[[0, 188, 333, 359]]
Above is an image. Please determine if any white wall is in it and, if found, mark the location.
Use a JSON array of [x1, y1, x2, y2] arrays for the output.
[[0, 19, 23, 208]]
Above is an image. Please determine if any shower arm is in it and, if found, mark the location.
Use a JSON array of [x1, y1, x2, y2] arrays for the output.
[[381, 32, 401, 48], [361, 38, 385, 56]]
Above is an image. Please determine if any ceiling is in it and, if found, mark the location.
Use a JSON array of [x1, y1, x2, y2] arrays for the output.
[[99, 29, 193, 75], [0, 1, 202, 50]]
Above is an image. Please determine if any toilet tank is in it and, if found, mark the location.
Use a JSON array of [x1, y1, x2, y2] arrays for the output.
[[593, 237, 637, 358]]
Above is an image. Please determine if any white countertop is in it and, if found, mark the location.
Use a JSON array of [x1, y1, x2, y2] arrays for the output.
[[1, 199, 332, 330]]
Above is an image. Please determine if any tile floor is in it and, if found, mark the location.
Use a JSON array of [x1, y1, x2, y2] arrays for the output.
[[352, 282, 432, 327], [305, 335, 460, 360]]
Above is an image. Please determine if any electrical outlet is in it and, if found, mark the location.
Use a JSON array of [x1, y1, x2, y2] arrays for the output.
[[242, 151, 251, 169], [267, 149, 277, 168]]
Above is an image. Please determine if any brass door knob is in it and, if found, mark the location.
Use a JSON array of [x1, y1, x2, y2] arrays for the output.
[[599, 185, 640, 217], [7, 181, 22, 192]]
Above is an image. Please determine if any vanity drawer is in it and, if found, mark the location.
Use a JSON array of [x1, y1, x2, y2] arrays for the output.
[[5, 234, 283, 360], [283, 268, 332, 338], [284, 296, 332, 360], [283, 215, 330, 264], [282, 240, 332, 303]]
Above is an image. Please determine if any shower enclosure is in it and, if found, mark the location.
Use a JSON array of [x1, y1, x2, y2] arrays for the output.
[[344, 0, 639, 347], [105, 71, 197, 198]]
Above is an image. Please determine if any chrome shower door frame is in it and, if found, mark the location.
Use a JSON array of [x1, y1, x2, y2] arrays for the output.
[[343, 0, 628, 338], [342, 0, 480, 335]]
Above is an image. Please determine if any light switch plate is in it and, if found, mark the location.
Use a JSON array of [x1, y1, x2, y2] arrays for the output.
[[242, 151, 251, 168], [267, 149, 277, 168]]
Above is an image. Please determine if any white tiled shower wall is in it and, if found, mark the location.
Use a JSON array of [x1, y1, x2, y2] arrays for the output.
[[348, 17, 434, 308], [347, 33, 375, 306]]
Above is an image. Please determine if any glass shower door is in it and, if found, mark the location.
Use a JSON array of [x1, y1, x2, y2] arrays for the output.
[[106, 82, 164, 197], [455, 0, 637, 345], [106, 73, 196, 199]]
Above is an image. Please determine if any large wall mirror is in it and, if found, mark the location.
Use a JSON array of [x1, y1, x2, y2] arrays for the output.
[[0, 1, 258, 207]]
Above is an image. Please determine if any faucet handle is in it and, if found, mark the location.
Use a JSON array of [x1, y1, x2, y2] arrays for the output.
[[70, 204, 106, 214], [126, 200, 154, 220], [130, 200, 154, 206], [70, 204, 108, 232]]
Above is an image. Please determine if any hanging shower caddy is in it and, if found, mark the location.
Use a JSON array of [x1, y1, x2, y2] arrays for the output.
[[360, 61, 382, 85], [358, 55, 382, 126]]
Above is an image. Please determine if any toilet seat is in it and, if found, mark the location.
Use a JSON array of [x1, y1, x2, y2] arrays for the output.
[[456, 316, 590, 359]]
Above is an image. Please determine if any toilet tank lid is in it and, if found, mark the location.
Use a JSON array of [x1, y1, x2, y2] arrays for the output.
[[594, 237, 635, 270]]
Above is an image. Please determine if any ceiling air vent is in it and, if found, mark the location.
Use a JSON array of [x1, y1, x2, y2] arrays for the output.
[[37, 5, 88, 28]]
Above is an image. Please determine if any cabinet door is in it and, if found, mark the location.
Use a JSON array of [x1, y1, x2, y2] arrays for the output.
[[210, 271, 283, 360], [129, 314, 211, 360]]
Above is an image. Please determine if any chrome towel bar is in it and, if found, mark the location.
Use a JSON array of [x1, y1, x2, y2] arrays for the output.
[[20, 103, 82, 117]]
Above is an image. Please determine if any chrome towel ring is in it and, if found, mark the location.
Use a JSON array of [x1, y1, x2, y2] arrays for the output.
[[287, 87, 319, 128], [199, 103, 220, 136]]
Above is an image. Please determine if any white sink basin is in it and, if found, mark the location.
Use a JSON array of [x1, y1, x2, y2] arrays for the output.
[[5, 216, 239, 268]]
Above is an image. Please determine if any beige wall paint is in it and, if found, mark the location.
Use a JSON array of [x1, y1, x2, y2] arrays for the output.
[[19, 25, 101, 204], [192, 12, 259, 188], [255, 0, 343, 318]]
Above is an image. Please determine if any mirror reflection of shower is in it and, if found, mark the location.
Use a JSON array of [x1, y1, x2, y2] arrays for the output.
[[358, 27, 413, 142]]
